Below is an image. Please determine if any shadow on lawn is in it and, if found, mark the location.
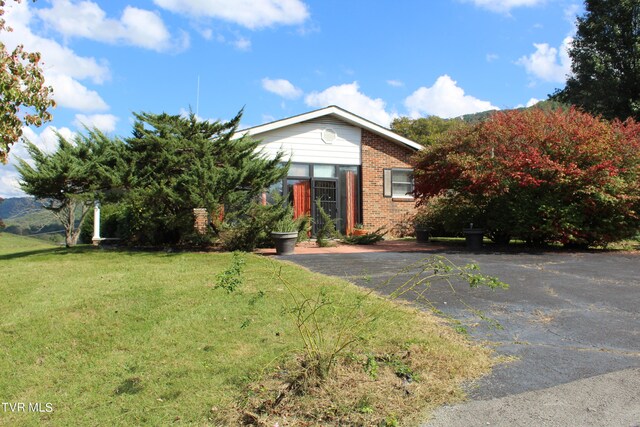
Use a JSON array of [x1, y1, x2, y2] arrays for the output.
[[0, 244, 189, 261]]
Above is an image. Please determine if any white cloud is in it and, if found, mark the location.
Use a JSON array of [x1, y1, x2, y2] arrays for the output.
[[262, 78, 303, 99], [486, 53, 499, 62], [387, 79, 404, 87], [0, 1, 112, 114], [233, 36, 252, 51], [178, 108, 206, 123], [154, 0, 309, 29], [517, 36, 572, 83], [262, 114, 276, 123], [405, 75, 499, 119], [564, 3, 582, 24], [0, 126, 75, 198], [526, 97, 541, 107], [20, 126, 75, 155], [37, 0, 184, 52], [305, 82, 395, 126], [515, 97, 542, 108], [200, 28, 214, 40], [0, 172, 25, 198], [1, 1, 110, 83], [465, 0, 545, 13], [47, 74, 109, 112], [73, 114, 119, 132]]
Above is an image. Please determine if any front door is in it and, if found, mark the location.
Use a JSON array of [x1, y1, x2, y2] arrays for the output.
[[312, 179, 338, 235]]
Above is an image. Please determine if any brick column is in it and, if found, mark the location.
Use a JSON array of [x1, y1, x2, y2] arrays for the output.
[[193, 208, 208, 234]]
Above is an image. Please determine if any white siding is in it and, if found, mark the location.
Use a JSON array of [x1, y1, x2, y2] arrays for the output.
[[253, 117, 361, 165]]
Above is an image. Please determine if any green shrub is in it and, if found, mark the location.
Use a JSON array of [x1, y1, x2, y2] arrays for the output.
[[314, 199, 340, 247], [219, 200, 290, 251], [342, 227, 387, 245]]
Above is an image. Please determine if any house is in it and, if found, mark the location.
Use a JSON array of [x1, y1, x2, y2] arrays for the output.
[[236, 105, 422, 235]]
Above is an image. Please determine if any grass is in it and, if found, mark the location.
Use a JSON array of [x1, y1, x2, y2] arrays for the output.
[[0, 233, 494, 426]]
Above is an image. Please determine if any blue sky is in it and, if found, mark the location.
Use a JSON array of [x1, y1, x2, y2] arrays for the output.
[[0, 0, 582, 197]]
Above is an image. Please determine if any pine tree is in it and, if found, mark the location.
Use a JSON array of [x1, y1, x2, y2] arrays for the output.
[[122, 110, 287, 245], [16, 129, 123, 246]]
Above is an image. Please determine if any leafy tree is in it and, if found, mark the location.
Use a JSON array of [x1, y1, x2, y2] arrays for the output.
[[553, 0, 640, 120], [16, 129, 123, 247], [0, 0, 55, 163], [391, 116, 466, 146], [413, 107, 640, 247], [120, 110, 287, 246]]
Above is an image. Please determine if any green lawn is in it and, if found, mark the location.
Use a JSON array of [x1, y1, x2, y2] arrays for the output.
[[1, 233, 493, 426]]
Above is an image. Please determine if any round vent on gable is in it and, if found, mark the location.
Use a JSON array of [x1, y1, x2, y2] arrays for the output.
[[321, 128, 337, 144]]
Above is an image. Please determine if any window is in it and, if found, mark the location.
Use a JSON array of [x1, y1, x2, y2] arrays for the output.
[[289, 163, 310, 177], [313, 164, 336, 178], [383, 168, 414, 198]]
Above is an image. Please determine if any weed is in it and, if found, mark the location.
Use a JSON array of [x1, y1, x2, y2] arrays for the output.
[[248, 290, 266, 306], [213, 252, 245, 293], [453, 324, 469, 335], [383, 414, 400, 427], [364, 354, 379, 379], [356, 395, 375, 414], [270, 255, 508, 384]]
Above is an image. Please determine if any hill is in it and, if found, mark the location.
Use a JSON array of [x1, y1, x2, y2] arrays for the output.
[[0, 197, 64, 242], [0, 196, 42, 219], [391, 99, 569, 146], [458, 99, 567, 123]]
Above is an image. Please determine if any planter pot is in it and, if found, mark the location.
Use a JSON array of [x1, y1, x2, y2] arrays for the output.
[[351, 229, 367, 236], [415, 227, 430, 243], [463, 228, 484, 250], [271, 232, 298, 255]]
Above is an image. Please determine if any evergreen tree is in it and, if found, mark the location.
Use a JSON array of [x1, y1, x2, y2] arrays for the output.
[[16, 129, 123, 247], [121, 110, 287, 245], [553, 0, 640, 120]]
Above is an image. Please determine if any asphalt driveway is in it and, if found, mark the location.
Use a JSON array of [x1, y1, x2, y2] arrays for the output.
[[282, 249, 640, 426]]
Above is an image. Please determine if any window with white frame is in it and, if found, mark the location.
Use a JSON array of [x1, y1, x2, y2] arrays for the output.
[[383, 168, 414, 198]]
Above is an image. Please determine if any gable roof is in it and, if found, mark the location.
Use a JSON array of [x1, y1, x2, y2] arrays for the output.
[[234, 105, 423, 151]]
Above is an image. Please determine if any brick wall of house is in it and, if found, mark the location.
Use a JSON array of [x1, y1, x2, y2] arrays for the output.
[[361, 129, 418, 234]]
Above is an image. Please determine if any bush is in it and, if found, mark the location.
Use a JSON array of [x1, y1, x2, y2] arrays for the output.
[[413, 108, 640, 247], [391, 213, 414, 238], [342, 227, 387, 245], [79, 203, 137, 244], [415, 195, 482, 238], [117, 110, 287, 246], [218, 201, 290, 252], [315, 200, 340, 247]]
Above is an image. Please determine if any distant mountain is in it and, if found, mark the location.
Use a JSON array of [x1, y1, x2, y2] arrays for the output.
[[0, 197, 64, 241], [0, 197, 43, 220], [458, 99, 568, 123]]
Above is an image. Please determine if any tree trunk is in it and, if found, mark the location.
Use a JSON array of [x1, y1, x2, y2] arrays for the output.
[[52, 199, 92, 248]]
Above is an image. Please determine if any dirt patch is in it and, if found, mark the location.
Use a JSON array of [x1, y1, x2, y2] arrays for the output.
[[236, 342, 493, 427]]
